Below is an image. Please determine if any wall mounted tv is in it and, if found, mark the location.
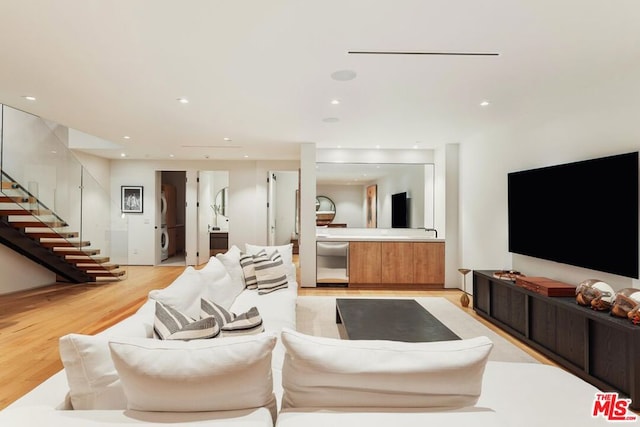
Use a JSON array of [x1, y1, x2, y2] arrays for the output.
[[391, 192, 409, 228], [508, 152, 639, 279]]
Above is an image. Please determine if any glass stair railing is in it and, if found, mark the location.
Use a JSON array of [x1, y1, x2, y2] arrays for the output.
[[0, 104, 128, 283]]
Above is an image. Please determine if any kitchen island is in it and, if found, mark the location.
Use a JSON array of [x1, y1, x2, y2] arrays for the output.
[[316, 228, 444, 289]]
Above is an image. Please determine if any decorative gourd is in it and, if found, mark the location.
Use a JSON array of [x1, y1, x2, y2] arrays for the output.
[[611, 288, 640, 318], [575, 279, 615, 311]]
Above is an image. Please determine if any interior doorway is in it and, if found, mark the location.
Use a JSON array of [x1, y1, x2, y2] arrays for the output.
[[160, 171, 186, 266], [267, 171, 299, 246]]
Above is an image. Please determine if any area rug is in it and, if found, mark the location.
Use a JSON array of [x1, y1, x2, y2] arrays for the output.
[[296, 296, 539, 363]]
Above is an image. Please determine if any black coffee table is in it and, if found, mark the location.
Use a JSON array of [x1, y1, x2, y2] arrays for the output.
[[336, 298, 460, 342]]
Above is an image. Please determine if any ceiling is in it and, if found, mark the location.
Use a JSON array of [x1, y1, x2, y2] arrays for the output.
[[1, 1, 639, 161]]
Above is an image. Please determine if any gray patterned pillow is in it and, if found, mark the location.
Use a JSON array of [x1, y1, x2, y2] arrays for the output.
[[201, 298, 264, 337], [239, 251, 263, 289], [154, 301, 219, 340], [253, 250, 289, 294]]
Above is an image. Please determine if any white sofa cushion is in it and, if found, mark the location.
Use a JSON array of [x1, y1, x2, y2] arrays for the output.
[[280, 329, 493, 409], [200, 255, 245, 310], [0, 405, 276, 426], [154, 301, 219, 340], [148, 266, 204, 319], [215, 245, 246, 291], [109, 334, 278, 413]]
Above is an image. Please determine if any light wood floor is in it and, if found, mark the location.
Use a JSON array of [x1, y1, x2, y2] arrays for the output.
[[0, 264, 555, 410]]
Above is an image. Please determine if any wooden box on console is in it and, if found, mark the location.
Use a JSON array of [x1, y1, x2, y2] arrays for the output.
[[515, 276, 576, 297]]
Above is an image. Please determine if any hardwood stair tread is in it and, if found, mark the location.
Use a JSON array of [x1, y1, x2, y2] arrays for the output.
[[24, 231, 79, 239], [86, 269, 127, 277], [40, 240, 91, 248], [65, 256, 110, 264], [75, 263, 119, 270], [0, 181, 19, 190], [0, 195, 30, 204], [53, 247, 100, 256], [9, 221, 68, 228]]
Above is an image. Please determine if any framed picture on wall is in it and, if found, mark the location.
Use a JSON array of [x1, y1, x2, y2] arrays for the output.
[[366, 184, 377, 228], [121, 186, 143, 213]]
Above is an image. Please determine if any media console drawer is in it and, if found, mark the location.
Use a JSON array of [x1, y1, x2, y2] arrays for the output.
[[515, 276, 576, 297]]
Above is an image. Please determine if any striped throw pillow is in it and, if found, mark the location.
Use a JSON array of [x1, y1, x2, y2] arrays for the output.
[[253, 250, 289, 294], [240, 251, 263, 289], [154, 301, 220, 340], [201, 298, 264, 337]]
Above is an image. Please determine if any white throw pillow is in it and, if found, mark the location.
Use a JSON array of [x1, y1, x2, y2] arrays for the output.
[[109, 334, 277, 413], [200, 255, 244, 309], [215, 245, 246, 292], [59, 328, 147, 410], [148, 266, 205, 319], [280, 328, 493, 409]]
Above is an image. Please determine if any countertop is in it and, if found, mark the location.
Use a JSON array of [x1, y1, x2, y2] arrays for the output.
[[316, 235, 444, 242]]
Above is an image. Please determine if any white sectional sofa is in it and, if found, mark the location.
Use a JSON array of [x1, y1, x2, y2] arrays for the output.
[[0, 244, 620, 426]]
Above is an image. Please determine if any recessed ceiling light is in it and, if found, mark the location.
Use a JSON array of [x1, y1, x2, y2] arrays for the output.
[[177, 97, 189, 104], [331, 99, 340, 105], [337, 145, 342, 148], [223, 137, 232, 141], [123, 135, 131, 140], [480, 100, 490, 107], [375, 145, 380, 149], [169, 154, 175, 158], [323, 117, 340, 123], [413, 145, 419, 149], [331, 70, 357, 81], [244, 155, 249, 158], [23, 96, 36, 101], [120, 153, 126, 157], [51, 150, 57, 154]]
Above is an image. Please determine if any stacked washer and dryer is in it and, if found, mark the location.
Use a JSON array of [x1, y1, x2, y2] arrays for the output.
[[160, 183, 178, 261], [160, 188, 169, 261]]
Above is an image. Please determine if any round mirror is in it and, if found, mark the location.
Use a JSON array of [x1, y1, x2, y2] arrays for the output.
[[316, 195, 336, 225], [214, 187, 229, 217]]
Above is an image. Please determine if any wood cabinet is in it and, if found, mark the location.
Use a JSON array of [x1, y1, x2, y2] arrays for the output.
[[349, 242, 381, 284], [348, 241, 445, 287], [413, 242, 445, 284], [209, 232, 228, 256], [473, 270, 640, 409]]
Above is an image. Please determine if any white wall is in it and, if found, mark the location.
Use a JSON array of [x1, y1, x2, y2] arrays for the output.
[[110, 158, 298, 266], [460, 69, 640, 292]]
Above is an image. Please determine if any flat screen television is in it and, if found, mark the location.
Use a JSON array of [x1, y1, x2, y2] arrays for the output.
[[391, 192, 409, 228], [508, 152, 639, 279]]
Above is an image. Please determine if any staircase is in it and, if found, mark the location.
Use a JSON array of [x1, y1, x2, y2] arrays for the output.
[[0, 177, 126, 283]]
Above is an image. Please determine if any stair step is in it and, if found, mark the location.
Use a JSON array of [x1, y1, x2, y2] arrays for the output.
[[65, 255, 110, 264], [0, 195, 30, 204], [40, 240, 91, 248], [53, 247, 100, 256], [75, 263, 119, 271], [1, 181, 19, 190], [25, 230, 79, 239], [0, 209, 40, 216], [10, 220, 68, 228], [86, 269, 127, 278]]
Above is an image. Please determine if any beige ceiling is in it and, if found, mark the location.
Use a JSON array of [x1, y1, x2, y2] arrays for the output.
[[1, 1, 639, 161]]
